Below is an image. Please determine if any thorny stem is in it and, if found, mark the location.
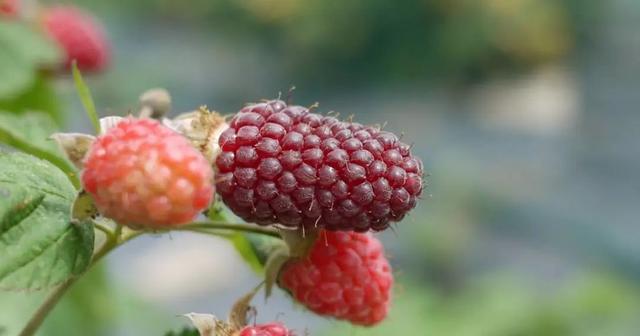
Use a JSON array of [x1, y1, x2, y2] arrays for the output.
[[18, 221, 279, 336]]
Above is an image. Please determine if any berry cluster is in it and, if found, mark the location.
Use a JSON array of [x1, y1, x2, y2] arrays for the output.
[[74, 96, 420, 331], [216, 100, 423, 232], [42, 5, 110, 72], [280, 230, 392, 326], [82, 118, 213, 228]]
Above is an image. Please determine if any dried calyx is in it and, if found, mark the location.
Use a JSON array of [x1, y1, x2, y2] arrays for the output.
[[165, 106, 228, 163], [182, 285, 293, 336], [51, 88, 229, 170]]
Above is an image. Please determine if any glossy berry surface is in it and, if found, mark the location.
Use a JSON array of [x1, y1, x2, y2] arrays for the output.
[[82, 118, 213, 228], [42, 5, 110, 72], [237, 322, 292, 336], [0, 0, 19, 17], [280, 230, 393, 326], [215, 100, 424, 231]]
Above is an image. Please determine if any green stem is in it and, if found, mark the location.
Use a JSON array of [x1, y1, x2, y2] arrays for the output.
[[18, 225, 134, 336], [93, 222, 114, 240], [18, 221, 275, 336], [17, 278, 75, 336], [180, 221, 280, 238]]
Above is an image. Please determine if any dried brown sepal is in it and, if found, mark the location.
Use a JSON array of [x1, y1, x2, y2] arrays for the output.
[[165, 107, 228, 163], [182, 313, 235, 336], [183, 285, 263, 336], [228, 284, 262, 330], [50, 132, 95, 169]]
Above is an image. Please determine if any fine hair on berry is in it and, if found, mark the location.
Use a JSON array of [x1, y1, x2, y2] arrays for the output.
[[215, 99, 424, 231], [82, 118, 214, 228]]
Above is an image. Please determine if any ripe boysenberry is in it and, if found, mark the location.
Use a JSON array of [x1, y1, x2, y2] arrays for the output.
[[82, 118, 213, 228], [280, 230, 392, 326], [215, 100, 423, 231], [42, 5, 110, 72], [238, 322, 293, 336]]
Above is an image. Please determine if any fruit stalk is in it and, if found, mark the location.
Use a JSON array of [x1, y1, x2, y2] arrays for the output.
[[179, 221, 280, 238], [17, 278, 75, 336], [17, 220, 281, 336], [18, 225, 136, 336]]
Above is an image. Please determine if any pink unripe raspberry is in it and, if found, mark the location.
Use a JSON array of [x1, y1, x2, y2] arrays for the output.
[[237, 322, 293, 336], [82, 118, 214, 229], [215, 100, 424, 231], [280, 230, 393, 326], [0, 0, 19, 17], [42, 5, 110, 72]]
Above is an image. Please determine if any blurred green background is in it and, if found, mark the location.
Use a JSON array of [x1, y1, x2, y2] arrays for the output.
[[2, 0, 640, 335]]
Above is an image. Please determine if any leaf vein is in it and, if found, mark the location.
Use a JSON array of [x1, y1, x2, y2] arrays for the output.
[[0, 227, 75, 286]]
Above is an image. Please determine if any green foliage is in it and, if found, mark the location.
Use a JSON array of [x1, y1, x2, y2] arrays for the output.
[[207, 206, 277, 274], [226, 232, 267, 274], [77, 0, 597, 85], [0, 264, 162, 336], [0, 21, 61, 99], [72, 63, 101, 134], [0, 152, 94, 290], [0, 112, 61, 155], [41, 264, 116, 336], [0, 75, 62, 124], [0, 112, 77, 187], [164, 328, 199, 336], [321, 274, 640, 336]]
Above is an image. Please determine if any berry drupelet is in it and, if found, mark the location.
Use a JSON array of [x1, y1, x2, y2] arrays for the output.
[[215, 100, 424, 232], [82, 118, 213, 229], [280, 230, 393, 326]]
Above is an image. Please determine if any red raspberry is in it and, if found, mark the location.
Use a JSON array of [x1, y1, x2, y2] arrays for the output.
[[42, 5, 110, 72], [82, 118, 214, 229], [280, 230, 393, 326], [0, 0, 19, 17], [215, 100, 424, 231], [237, 322, 293, 336]]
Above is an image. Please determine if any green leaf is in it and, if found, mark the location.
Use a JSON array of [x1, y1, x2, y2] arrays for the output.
[[0, 48, 33, 99], [0, 151, 94, 290], [227, 232, 267, 274], [72, 63, 100, 134], [0, 74, 63, 124], [0, 112, 59, 153], [0, 111, 78, 188], [207, 206, 274, 274], [163, 328, 199, 336], [0, 21, 61, 98], [41, 264, 116, 336], [0, 22, 60, 65]]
